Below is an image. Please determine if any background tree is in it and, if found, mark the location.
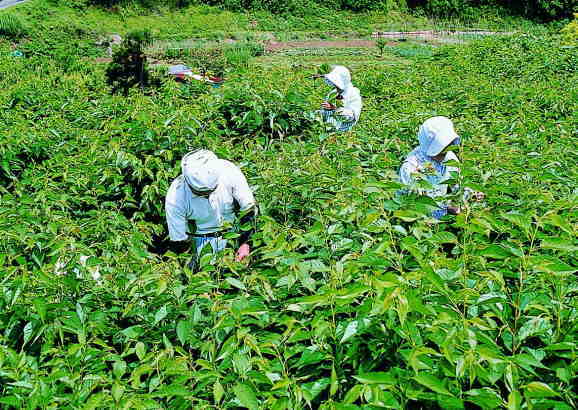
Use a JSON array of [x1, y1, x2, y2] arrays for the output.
[[105, 29, 153, 95]]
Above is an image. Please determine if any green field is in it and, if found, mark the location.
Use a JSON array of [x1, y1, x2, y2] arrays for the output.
[[0, 1, 577, 409]]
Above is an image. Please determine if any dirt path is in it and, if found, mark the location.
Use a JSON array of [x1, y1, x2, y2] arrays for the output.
[[94, 30, 512, 63], [265, 39, 378, 51]]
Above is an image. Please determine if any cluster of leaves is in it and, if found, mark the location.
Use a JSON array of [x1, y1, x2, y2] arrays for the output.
[[0, 24, 577, 410], [561, 13, 578, 44], [214, 84, 317, 143]]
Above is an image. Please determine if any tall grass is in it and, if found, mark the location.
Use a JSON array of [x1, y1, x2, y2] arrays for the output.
[[0, 14, 26, 39]]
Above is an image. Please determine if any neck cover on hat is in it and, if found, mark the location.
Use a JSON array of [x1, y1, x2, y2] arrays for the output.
[[324, 65, 352, 92], [417, 116, 460, 157], [181, 150, 219, 192]]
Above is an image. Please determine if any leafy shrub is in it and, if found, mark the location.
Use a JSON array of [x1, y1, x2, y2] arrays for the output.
[[423, 0, 473, 17], [215, 85, 314, 141], [376, 38, 388, 55], [187, 46, 228, 76], [508, 0, 577, 20], [0, 14, 26, 39], [106, 29, 153, 95], [224, 41, 265, 69], [561, 13, 578, 43]]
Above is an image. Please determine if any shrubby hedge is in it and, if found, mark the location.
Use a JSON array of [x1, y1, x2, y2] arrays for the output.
[[45, 0, 576, 20]]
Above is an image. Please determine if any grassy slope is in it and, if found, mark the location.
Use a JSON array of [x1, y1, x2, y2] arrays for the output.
[[3, 0, 541, 42]]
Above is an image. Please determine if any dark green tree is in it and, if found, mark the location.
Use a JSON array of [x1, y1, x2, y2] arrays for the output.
[[105, 30, 153, 95]]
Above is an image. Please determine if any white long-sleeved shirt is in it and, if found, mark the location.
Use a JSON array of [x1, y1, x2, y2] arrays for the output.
[[165, 160, 255, 241], [336, 86, 362, 121], [399, 150, 460, 198]]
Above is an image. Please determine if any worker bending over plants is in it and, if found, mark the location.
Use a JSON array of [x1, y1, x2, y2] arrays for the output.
[[316, 65, 362, 132], [398, 116, 484, 219], [165, 150, 257, 271]]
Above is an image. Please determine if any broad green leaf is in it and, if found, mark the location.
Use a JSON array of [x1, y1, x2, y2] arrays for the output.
[[226, 277, 246, 290], [112, 383, 124, 403], [154, 305, 168, 325], [135, 342, 146, 360], [540, 237, 578, 252], [32, 298, 47, 323], [507, 391, 522, 410], [76, 302, 85, 324], [176, 320, 191, 345], [517, 317, 551, 342], [541, 213, 574, 236], [301, 378, 330, 402], [353, 372, 396, 385], [465, 388, 502, 409], [413, 373, 453, 396], [343, 384, 363, 404], [430, 231, 458, 244], [23, 321, 33, 346], [523, 382, 559, 398], [213, 381, 224, 403], [297, 348, 326, 368], [478, 245, 512, 259], [340, 320, 359, 343], [544, 342, 576, 351], [529, 256, 576, 275], [155, 384, 191, 397], [270, 397, 290, 410], [330, 365, 338, 397], [233, 383, 259, 410], [113, 361, 126, 379]]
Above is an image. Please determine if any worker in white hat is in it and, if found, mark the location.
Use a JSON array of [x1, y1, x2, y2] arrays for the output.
[[399, 116, 484, 219], [317, 65, 362, 132], [165, 149, 257, 270]]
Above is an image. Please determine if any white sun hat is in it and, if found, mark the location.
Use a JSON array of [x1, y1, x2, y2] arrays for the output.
[[418, 116, 460, 156], [181, 149, 219, 192]]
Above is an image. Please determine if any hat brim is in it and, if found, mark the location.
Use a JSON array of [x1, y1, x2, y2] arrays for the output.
[[426, 132, 460, 156]]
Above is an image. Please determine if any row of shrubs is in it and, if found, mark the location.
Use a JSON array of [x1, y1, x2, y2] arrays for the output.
[[57, 0, 576, 20]]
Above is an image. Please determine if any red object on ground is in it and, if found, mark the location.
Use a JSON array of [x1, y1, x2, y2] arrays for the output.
[[209, 76, 224, 83]]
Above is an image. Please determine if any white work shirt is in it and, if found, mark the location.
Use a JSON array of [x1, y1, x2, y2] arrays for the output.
[[337, 86, 362, 122], [165, 160, 255, 241], [399, 150, 460, 198]]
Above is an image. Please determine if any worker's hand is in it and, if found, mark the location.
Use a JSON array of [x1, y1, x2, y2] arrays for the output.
[[235, 243, 250, 262], [321, 102, 336, 110], [447, 205, 461, 215]]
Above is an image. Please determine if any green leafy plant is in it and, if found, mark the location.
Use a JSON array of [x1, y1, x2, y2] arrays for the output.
[[561, 13, 578, 44], [0, 14, 26, 39], [376, 38, 388, 55]]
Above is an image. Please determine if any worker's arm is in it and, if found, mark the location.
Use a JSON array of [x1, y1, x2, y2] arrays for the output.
[[165, 179, 193, 254], [238, 205, 258, 245], [230, 166, 257, 261]]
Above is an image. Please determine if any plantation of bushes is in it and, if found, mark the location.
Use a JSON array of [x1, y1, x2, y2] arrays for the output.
[[0, 19, 576, 407], [52, 0, 577, 20]]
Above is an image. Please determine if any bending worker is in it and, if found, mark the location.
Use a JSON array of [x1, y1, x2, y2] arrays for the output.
[[399, 116, 483, 219], [165, 150, 257, 269], [317, 65, 362, 132]]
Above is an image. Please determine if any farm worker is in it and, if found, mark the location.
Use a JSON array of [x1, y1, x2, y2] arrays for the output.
[[317, 65, 362, 132], [165, 149, 257, 270], [398, 116, 483, 219]]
